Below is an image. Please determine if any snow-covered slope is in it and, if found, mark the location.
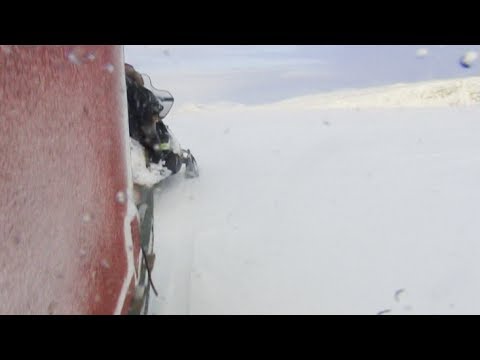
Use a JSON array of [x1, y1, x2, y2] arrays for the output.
[[177, 76, 480, 113], [149, 77, 480, 314], [269, 76, 480, 109]]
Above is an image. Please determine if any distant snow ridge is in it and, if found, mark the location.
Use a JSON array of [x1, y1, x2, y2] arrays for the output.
[[270, 76, 480, 110], [178, 77, 480, 112]]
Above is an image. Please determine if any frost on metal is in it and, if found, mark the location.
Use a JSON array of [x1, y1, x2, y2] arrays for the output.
[[0, 45, 12, 54], [82, 213, 92, 223], [104, 63, 115, 73], [115, 191, 126, 204], [66, 47, 97, 65]]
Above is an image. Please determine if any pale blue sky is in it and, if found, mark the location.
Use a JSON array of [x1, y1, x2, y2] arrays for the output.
[[124, 45, 479, 106]]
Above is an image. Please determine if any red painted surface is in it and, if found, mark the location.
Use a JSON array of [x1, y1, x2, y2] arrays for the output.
[[122, 216, 141, 315], [0, 45, 135, 314]]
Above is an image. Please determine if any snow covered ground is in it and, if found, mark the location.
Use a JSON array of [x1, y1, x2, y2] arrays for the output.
[[147, 77, 480, 314]]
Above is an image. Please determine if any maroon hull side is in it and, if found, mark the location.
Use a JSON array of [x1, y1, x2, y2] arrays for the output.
[[0, 45, 136, 314]]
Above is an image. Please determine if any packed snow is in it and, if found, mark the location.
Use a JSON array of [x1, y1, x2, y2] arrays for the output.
[[144, 76, 480, 314], [130, 139, 170, 187]]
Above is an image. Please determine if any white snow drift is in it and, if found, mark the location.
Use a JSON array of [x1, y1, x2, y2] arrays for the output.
[[146, 76, 480, 314]]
